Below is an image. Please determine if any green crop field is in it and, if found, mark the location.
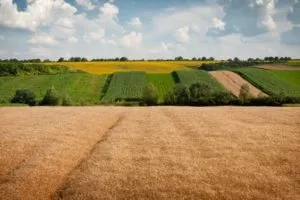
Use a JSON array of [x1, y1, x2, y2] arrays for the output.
[[101, 71, 147, 103], [234, 68, 300, 97], [147, 73, 175, 102], [174, 69, 225, 92], [0, 73, 106, 105]]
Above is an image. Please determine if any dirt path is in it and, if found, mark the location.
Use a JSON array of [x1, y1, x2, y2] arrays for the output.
[[257, 65, 300, 70], [0, 107, 299, 200], [210, 71, 267, 97]]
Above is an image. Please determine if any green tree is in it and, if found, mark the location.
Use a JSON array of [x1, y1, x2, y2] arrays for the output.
[[143, 84, 158, 105], [40, 86, 61, 106], [11, 88, 36, 106], [239, 84, 252, 103]]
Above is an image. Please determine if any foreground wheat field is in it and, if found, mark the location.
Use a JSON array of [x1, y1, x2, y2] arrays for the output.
[[0, 107, 299, 200]]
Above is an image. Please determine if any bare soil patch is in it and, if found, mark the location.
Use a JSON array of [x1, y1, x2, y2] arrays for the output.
[[210, 71, 267, 97], [257, 65, 300, 70], [1, 107, 299, 200]]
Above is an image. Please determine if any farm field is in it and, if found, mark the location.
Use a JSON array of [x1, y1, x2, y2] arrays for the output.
[[209, 71, 267, 97], [288, 60, 300, 66], [101, 71, 147, 103], [257, 64, 300, 70], [0, 73, 106, 105], [47, 61, 210, 75], [234, 68, 300, 97], [147, 73, 175, 102], [174, 69, 225, 92], [0, 107, 299, 200]]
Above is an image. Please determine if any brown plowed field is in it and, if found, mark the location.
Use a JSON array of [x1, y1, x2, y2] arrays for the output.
[[1, 107, 299, 200], [210, 71, 267, 97], [257, 65, 300, 70]]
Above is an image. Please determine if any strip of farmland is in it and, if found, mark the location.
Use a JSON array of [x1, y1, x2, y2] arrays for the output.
[[210, 71, 267, 97], [101, 71, 147, 103]]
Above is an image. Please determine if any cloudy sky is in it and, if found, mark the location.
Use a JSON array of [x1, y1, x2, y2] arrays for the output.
[[0, 0, 299, 60]]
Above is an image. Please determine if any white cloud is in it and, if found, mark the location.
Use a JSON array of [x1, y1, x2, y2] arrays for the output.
[[75, 0, 95, 10], [68, 36, 78, 43], [100, 2, 119, 19], [0, 35, 4, 40], [149, 42, 170, 54], [212, 17, 226, 30], [128, 17, 143, 29], [29, 46, 52, 57], [173, 27, 190, 43], [120, 32, 143, 48], [28, 32, 57, 46], [0, 0, 77, 31], [84, 29, 105, 42]]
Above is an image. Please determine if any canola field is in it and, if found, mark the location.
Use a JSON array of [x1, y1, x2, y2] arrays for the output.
[[47, 61, 213, 75]]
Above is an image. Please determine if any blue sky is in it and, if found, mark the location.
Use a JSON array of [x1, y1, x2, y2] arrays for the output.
[[0, 0, 300, 60]]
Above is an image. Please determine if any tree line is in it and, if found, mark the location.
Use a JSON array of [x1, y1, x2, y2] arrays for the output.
[[0, 56, 293, 63]]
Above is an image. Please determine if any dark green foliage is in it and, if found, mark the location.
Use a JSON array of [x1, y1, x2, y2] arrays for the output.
[[0, 62, 72, 76], [11, 88, 36, 106], [239, 84, 252, 103], [201, 59, 288, 71], [100, 74, 113, 100], [142, 84, 159, 105], [40, 87, 61, 106], [164, 82, 236, 106], [62, 93, 73, 106]]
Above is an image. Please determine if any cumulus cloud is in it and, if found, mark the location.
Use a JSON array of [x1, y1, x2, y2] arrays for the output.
[[28, 32, 57, 46], [83, 29, 105, 42], [0, 0, 77, 31], [208, 0, 278, 37], [68, 36, 78, 44], [212, 17, 226, 30], [128, 17, 143, 29], [120, 32, 143, 48], [75, 0, 95, 10], [149, 42, 170, 54], [173, 27, 190, 43]]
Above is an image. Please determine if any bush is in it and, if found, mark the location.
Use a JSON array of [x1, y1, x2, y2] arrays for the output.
[[212, 91, 237, 105], [143, 84, 158, 105], [62, 93, 73, 106], [189, 82, 213, 105], [11, 88, 36, 106], [239, 84, 252, 103], [40, 86, 61, 106]]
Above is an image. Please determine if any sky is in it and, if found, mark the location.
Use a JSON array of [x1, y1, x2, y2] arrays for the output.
[[0, 0, 300, 60]]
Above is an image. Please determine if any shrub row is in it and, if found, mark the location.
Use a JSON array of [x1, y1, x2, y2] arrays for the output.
[[0, 62, 72, 76], [200, 60, 288, 71], [161, 82, 300, 106], [10, 87, 73, 106]]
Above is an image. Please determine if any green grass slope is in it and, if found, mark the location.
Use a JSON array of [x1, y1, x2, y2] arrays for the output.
[[0, 73, 106, 105], [101, 71, 147, 103], [234, 68, 300, 97], [174, 69, 225, 92], [147, 73, 175, 102]]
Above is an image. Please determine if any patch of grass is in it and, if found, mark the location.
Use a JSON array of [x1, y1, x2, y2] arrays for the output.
[[174, 69, 225, 92], [147, 74, 175, 102], [288, 60, 300, 66], [0, 73, 106, 105], [101, 71, 147, 103], [234, 68, 300, 97]]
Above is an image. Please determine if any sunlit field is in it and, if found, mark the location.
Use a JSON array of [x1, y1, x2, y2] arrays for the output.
[[47, 61, 215, 74]]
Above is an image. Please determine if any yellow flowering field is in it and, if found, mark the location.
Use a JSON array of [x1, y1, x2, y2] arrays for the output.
[[47, 61, 214, 74]]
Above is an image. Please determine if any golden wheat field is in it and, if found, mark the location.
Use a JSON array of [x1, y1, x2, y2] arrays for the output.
[[47, 61, 214, 74], [0, 107, 299, 200]]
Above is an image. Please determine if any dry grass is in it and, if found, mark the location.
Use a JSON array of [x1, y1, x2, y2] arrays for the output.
[[0, 107, 299, 200], [47, 61, 214, 74], [210, 71, 267, 97]]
